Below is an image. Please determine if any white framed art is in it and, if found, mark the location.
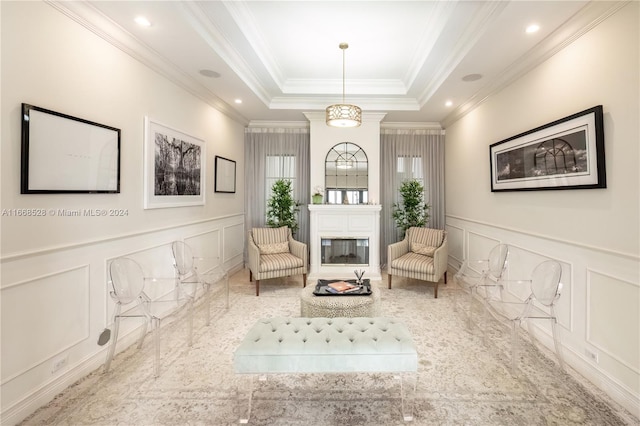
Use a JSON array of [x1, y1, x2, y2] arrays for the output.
[[143, 116, 205, 209]]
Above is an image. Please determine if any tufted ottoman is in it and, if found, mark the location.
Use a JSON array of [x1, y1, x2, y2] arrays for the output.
[[299, 283, 382, 317], [233, 317, 418, 422]]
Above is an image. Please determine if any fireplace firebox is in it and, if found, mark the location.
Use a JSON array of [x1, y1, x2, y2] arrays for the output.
[[321, 238, 369, 265]]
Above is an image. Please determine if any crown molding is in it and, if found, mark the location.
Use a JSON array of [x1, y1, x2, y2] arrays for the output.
[[246, 121, 310, 129], [416, 0, 509, 107], [303, 111, 387, 123], [46, 1, 250, 125], [380, 122, 443, 131], [441, 0, 629, 128], [270, 96, 419, 111]]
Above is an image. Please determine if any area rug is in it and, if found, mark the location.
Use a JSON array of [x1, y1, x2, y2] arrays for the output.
[[20, 270, 638, 425]]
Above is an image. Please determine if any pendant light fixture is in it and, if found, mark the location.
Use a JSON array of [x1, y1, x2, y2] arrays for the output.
[[326, 42, 362, 128]]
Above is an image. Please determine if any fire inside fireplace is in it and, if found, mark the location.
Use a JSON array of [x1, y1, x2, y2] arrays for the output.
[[321, 238, 369, 265]]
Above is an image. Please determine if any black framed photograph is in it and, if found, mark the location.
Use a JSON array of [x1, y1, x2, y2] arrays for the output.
[[144, 117, 205, 209], [490, 105, 605, 192], [21, 103, 121, 193], [214, 156, 236, 193]]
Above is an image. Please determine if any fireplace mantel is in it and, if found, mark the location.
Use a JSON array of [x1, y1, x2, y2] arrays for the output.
[[308, 204, 382, 280]]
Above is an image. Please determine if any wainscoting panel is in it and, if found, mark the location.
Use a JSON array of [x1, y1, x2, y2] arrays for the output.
[[445, 224, 464, 265], [1, 266, 90, 384], [222, 222, 244, 265], [465, 231, 501, 273], [185, 229, 223, 273], [587, 270, 640, 374], [446, 215, 640, 416]]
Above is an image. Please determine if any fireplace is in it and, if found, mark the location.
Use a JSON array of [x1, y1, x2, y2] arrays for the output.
[[321, 238, 369, 265], [309, 204, 381, 280]]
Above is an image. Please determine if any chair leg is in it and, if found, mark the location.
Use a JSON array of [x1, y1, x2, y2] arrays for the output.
[[153, 317, 161, 378], [204, 283, 211, 327], [302, 274, 307, 288], [255, 280, 260, 296], [104, 311, 121, 374], [444, 271, 448, 284], [187, 298, 194, 347], [434, 282, 439, 299], [388, 274, 392, 289], [549, 311, 566, 370], [511, 320, 520, 373], [249, 270, 253, 282]]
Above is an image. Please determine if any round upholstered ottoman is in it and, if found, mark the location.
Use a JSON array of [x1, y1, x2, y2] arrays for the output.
[[300, 283, 381, 317]]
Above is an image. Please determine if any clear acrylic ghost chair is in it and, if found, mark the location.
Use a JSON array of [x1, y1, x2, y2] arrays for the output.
[[103, 257, 175, 378], [454, 244, 510, 326], [484, 259, 565, 372], [171, 241, 229, 345]]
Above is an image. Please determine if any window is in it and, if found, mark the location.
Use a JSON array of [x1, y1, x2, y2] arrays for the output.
[[396, 156, 424, 183], [265, 154, 297, 203]]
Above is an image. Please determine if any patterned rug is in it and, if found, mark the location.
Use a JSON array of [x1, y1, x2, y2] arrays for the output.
[[21, 270, 639, 425]]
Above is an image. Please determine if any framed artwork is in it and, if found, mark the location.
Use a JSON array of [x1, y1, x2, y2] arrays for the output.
[[143, 117, 205, 209], [214, 155, 236, 193], [490, 105, 605, 192], [21, 103, 120, 193]]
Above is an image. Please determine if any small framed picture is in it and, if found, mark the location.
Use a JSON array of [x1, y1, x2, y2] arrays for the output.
[[214, 155, 236, 193]]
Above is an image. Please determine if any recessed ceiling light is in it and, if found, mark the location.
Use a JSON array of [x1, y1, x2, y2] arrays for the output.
[[526, 24, 540, 34], [134, 16, 151, 27], [199, 69, 221, 78], [445, 100, 453, 107], [234, 99, 242, 104], [462, 73, 482, 82]]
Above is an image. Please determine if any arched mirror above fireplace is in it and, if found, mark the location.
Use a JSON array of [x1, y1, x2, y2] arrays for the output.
[[325, 142, 368, 204]]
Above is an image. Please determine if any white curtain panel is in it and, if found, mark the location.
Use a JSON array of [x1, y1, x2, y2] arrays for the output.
[[380, 129, 445, 266], [244, 128, 311, 255]]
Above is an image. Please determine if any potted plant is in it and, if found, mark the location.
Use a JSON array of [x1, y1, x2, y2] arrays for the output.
[[312, 186, 324, 204], [266, 179, 301, 235], [392, 179, 430, 239]]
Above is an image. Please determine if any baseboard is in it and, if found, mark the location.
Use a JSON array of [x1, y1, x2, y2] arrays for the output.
[[530, 322, 640, 419], [0, 323, 156, 425]]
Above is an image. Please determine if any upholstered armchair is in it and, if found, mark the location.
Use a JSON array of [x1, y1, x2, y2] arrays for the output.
[[387, 227, 448, 298], [247, 226, 307, 296]]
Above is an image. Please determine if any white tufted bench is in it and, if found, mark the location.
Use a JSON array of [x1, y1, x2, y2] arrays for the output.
[[234, 317, 418, 423]]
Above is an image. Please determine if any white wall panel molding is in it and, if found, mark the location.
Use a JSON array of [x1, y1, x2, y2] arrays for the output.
[[444, 224, 464, 265], [586, 269, 640, 375], [223, 222, 245, 264], [447, 214, 640, 261], [1, 214, 245, 263], [1, 265, 90, 384]]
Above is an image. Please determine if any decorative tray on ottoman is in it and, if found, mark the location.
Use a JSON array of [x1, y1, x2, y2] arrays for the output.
[[313, 279, 372, 296]]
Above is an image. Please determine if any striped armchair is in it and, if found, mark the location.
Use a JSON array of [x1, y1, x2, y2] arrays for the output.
[[248, 226, 307, 296], [387, 227, 448, 298]]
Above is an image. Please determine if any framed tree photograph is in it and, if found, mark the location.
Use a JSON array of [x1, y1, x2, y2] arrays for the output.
[[490, 105, 605, 192], [214, 155, 236, 193], [143, 117, 205, 209], [21, 103, 120, 193]]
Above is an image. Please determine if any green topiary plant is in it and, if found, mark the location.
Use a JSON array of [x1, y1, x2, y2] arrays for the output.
[[392, 179, 430, 238], [266, 179, 301, 235]]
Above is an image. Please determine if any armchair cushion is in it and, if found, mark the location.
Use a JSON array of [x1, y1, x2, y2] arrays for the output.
[[410, 242, 437, 257], [252, 226, 288, 245], [390, 252, 435, 274], [259, 253, 305, 273], [258, 241, 289, 255], [407, 227, 444, 247]]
